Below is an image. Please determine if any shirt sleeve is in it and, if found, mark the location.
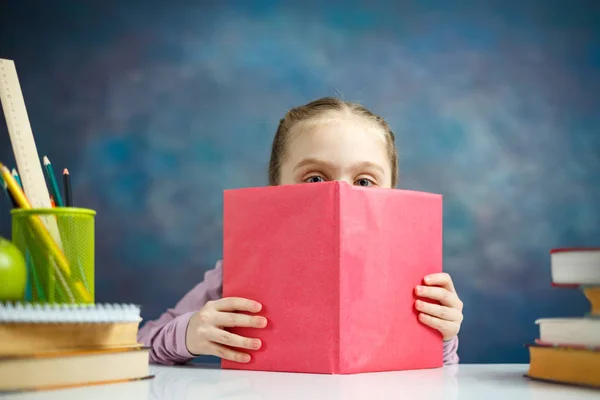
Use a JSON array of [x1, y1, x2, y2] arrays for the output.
[[137, 261, 224, 365], [138, 259, 459, 366], [442, 335, 460, 365]]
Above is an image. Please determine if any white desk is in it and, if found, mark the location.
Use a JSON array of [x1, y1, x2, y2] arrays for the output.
[[2, 364, 598, 399]]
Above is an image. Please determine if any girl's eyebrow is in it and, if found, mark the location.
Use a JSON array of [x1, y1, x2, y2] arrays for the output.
[[353, 161, 385, 174], [293, 158, 385, 174], [293, 158, 333, 171]]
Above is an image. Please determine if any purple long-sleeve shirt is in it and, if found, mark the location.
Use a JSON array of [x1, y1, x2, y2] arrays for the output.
[[138, 260, 460, 366]]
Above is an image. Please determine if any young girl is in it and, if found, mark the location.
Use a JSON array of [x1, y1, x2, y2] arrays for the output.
[[138, 97, 464, 365]]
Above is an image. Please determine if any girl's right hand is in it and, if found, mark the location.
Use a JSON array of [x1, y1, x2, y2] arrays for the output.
[[185, 297, 267, 363]]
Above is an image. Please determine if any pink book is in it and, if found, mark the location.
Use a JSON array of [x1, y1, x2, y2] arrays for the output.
[[222, 181, 443, 374]]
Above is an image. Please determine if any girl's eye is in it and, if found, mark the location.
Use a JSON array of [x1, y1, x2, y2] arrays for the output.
[[306, 176, 325, 183], [355, 178, 374, 187]]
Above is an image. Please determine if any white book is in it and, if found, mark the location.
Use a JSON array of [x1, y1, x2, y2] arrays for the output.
[[536, 317, 600, 347], [550, 248, 600, 285]]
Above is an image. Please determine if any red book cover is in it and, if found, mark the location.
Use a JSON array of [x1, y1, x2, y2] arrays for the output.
[[222, 181, 443, 374], [549, 248, 600, 254]]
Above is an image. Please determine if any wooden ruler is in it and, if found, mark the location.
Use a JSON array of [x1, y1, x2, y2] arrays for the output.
[[0, 59, 95, 302], [0, 59, 65, 252]]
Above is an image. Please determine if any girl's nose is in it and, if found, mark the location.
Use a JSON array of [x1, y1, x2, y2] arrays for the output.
[[334, 178, 353, 186]]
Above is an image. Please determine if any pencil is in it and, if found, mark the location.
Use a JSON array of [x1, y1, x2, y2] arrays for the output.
[[62, 167, 88, 298], [42, 156, 64, 207], [1, 175, 18, 208], [11, 168, 22, 189], [63, 168, 72, 207], [0, 163, 86, 303], [0, 163, 71, 276]]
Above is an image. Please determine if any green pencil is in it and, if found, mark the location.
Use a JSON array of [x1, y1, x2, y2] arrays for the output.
[[11, 168, 22, 189], [43, 156, 64, 207]]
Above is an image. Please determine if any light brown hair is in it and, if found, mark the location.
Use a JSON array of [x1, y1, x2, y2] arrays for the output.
[[268, 97, 399, 187]]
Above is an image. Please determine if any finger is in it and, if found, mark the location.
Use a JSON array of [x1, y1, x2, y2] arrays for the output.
[[418, 313, 459, 339], [424, 272, 455, 292], [213, 311, 268, 328], [207, 341, 252, 363], [415, 300, 462, 322], [208, 326, 262, 350], [209, 297, 262, 313], [416, 285, 462, 309]]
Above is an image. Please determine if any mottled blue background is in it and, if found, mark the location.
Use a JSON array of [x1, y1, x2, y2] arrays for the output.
[[1, 0, 599, 364]]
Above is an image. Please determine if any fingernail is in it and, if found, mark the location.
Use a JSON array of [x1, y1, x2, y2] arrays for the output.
[[253, 302, 262, 311], [252, 339, 262, 349], [416, 286, 424, 294], [415, 300, 423, 308], [255, 316, 267, 327], [425, 276, 432, 283], [242, 354, 251, 363]]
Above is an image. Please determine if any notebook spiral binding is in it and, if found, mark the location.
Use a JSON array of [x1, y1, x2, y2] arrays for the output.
[[0, 302, 141, 323]]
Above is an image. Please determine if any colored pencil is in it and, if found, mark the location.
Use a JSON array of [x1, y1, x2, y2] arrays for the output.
[[0, 163, 84, 303], [0, 175, 18, 208], [62, 167, 88, 296], [63, 168, 72, 207], [26, 250, 45, 301], [42, 156, 64, 207], [0, 163, 71, 275], [11, 168, 22, 189]]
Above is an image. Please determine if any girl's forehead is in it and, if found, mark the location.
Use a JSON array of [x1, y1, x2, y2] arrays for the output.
[[285, 115, 389, 163], [290, 114, 386, 147], [289, 112, 387, 144]]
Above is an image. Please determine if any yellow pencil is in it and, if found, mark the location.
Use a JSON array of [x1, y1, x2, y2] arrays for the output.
[[0, 163, 71, 276], [1, 163, 93, 302]]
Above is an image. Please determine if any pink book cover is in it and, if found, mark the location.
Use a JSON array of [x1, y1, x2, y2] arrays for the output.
[[221, 181, 443, 374]]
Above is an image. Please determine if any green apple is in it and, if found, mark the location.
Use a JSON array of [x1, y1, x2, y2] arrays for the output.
[[0, 236, 27, 301]]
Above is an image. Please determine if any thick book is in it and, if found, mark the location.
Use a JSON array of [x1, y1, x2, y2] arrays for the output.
[[0, 302, 142, 355], [222, 181, 443, 374], [526, 344, 600, 389], [0, 346, 152, 393], [550, 248, 600, 286], [535, 317, 600, 347]]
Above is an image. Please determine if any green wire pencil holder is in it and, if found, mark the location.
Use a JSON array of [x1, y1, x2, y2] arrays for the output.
[[11, 207, 96, 304]]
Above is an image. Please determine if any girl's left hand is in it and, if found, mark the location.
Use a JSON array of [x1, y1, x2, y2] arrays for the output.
[[414, 272, 464, 341]]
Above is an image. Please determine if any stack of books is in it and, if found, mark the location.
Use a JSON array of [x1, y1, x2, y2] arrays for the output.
[[0, 302, 151, 393], [0, 57, 151, 394], [527, 248, 600, 388]]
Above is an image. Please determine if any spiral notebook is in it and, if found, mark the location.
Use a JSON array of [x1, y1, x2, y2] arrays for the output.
[[0, 302, 143, 356], [0, 302, 141, 323]]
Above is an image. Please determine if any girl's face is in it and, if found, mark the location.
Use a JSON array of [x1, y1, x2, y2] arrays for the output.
[[278, 113, 393, 188]]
